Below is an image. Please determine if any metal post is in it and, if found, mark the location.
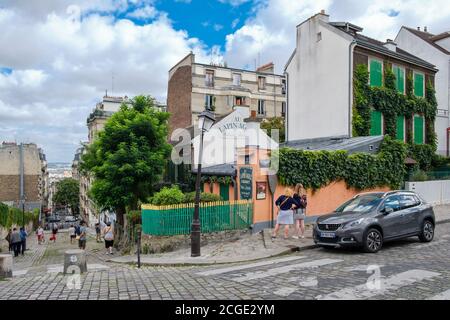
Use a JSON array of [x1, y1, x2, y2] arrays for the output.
[[191, 129, 204, 257], [137, 227, 142, 268], [22, 201, 25, 228]]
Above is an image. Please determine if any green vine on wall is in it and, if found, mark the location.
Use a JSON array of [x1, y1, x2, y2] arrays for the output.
[[201, 176, 233, 185], [278, 136, 407, 190]]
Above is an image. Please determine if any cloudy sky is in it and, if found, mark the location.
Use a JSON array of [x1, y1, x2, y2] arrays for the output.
[[1, 0, 449, 163]]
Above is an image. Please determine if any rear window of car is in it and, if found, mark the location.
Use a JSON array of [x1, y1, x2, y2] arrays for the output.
[[399, 194, 421, 209]]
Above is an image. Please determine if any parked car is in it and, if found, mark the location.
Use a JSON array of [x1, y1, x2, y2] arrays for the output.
[[313, 191, 435, 253], [64, 216, 78, 223]]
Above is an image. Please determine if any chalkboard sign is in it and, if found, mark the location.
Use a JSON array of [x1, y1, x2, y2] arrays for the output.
[[239, 167, 253, 200]]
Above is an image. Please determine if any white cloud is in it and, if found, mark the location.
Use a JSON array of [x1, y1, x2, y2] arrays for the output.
[[126, 5, 157, 19], [218, 0, 252, 6], [0, 0, 210, 162], [214, 24, 224, 31], [224, 0, 450, 73]]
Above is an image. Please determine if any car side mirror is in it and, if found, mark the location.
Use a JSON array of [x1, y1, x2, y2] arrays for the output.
[[383, 207, 394, 215]]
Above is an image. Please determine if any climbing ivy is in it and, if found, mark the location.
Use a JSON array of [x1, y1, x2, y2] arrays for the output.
[[201, 176, 233, 185], [353, 63, 438, 169], [278, 136, 407, 190]]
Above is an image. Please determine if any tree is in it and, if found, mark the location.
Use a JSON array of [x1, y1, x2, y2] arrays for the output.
[[54, 178, 80, 215], [260, 117, 285, 143], [80, 95, 172, 239]]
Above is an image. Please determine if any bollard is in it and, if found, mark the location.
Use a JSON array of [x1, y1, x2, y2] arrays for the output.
[[137, 227, 142, 269], [63, 249, 87, 274], [0, 254, 13, 278]]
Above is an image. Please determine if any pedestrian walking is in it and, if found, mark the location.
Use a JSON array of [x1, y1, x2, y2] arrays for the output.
[[50, 223, 58, 243], [36, 226, 44, 244], [78, 221, 87, 250], [95, 223, 101, 242], [5, 229, 12, 252], [293, 184, 307, 239], [10, 228, 22, 257], [75, 224, 81, 237], [102, 222, 115, 255], [272, 188, 301, 240], [19, 227, 28, 255], [68, 224, 76, 244]]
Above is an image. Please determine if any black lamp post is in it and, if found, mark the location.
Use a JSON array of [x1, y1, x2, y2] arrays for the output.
[[191, 110, 216, 257]]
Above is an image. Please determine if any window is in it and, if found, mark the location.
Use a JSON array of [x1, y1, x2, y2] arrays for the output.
[[399, 194, 420, 210], [257, 100, 265, 115], [396, 116, 405, 141], [413, 114, 425, 144], [392, 65, 405, 94], [258, 76, 266, 90], [414, 72, 424, 97], [205, 70, 214, 87], [233, 73, 241, 86], [369, 59, 383, 87], [281, 79, 286, 94], [281, 102, 286, 117], [317, 32, 322, 42], [205, 95, 214, 111], [370, 110, 383, 136], [235, 96, 246, 106], [335, 194, 383, 214], [382, 195, 402, 212]]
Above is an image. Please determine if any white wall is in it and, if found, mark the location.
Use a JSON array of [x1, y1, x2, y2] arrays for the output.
[[406, 180, 450, 205], [395, 28, 450, 155], [286, 15, 353, 142]]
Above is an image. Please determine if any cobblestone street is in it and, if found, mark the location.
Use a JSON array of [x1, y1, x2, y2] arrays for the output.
[[1, 223, 450, 300]]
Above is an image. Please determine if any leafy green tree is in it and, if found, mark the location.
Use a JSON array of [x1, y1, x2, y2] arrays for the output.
[[260, 117, 285, 143], [80, 95, 171, 235], [54, 178, 80, 215]]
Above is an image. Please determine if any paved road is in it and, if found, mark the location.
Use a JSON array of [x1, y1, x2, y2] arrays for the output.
[[1, 223, 449, 300]]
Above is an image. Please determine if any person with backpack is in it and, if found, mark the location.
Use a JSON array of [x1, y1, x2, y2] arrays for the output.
[[293, 183, 308, 240], [272, 188, 301, 240], [78, 221, 87, 250], [102, 222, 115, 255]]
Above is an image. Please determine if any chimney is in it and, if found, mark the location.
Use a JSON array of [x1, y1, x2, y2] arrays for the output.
[[318, 9, 329, 23], [256, 62, 274, 74], [384, 39, 397, 52], [417, 27, 421, 31], [424, 26, 428, 32]]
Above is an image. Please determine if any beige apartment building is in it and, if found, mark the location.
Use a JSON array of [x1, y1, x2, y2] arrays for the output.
[[0, 142, 49, 212], [167, 53, 286, 135]]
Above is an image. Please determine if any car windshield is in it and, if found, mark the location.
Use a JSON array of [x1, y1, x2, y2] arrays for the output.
[[335, 194, 383, 214]]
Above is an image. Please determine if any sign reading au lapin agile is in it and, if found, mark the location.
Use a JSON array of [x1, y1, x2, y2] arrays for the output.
[[239, 167, 253, 200]]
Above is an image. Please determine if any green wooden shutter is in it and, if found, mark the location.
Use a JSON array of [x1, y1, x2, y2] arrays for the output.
[[393, 66, 405, 94], [396, 116, 405, 141], [414, 115, 424, 144], [370, 110, 383, 136], [414, 73, 424, 97], [370, 60, 382, 87], [219, 183, 229, 201]]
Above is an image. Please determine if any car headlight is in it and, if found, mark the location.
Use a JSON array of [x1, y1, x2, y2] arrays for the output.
[[342, 218, 364, 229]]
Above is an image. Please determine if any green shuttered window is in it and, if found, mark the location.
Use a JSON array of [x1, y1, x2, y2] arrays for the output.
[[414, 115, 424, 144], [414, 73, 424, 97], [396, 116, 405, 141], [393, 66, 405, 94], [370, 110, 383, 136], [370, 60, 383, 87]]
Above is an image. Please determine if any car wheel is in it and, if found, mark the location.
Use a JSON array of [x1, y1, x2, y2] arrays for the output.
[[363, 228, 383, 253], [419, 220, 434, 243]]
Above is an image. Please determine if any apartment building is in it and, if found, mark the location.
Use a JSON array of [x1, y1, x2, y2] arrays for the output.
[[395, 27, 450, 155], [285, 11, 437, 146], [0, 142, 49, 212], [167, 53, 286, 136]]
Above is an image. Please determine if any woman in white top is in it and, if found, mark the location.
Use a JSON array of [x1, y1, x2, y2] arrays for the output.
[[102, 222, 114, 254], [68, 225, 76, 244]]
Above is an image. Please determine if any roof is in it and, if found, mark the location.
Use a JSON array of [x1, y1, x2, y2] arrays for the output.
[[351, 31, 437, 71], [283, 136, 385, 154], [192, 163, 236, 176], [403, 27, 450, 55]]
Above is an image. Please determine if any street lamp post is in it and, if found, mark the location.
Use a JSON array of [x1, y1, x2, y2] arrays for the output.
[[191, 110, 216, 257]]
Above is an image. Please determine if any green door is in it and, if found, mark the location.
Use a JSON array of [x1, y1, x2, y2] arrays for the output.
[[370, 110, 383, 136], [396, 116, 405, 141], [414, 115, 424, 144], [219, 183, 229, 201]]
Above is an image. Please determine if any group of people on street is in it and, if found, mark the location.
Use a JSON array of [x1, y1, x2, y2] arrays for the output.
[[69, 220, 114, 254], [5, 227, 28, 257], [272, 184, 308, 240]]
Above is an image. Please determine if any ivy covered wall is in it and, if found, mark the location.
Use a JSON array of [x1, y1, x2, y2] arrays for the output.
[[353, 63, 438, 170]]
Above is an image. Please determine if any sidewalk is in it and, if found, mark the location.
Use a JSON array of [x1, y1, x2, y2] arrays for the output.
[[109, 204, 450, 267]]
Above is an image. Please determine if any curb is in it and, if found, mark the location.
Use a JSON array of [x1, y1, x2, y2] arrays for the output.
[[436, 219, 450, 225]]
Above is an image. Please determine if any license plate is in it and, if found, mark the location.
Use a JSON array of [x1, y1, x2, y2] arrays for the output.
[[320, 232, 336, 238]]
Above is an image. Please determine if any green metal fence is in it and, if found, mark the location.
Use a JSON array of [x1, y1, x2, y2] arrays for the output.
[[141, 201, 253, 236]]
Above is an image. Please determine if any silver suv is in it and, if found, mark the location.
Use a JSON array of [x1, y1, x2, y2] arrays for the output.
[[313, 191, 435, 253]]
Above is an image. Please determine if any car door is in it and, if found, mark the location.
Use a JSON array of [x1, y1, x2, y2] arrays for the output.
[[398, 194, 422, 234], [379, 195, 406, 238]]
